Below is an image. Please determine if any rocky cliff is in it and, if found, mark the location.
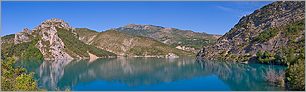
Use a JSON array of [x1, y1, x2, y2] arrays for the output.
[[197, 1, 305, 62], [2, 18, 115, 60], [115, 24, 221, 53]]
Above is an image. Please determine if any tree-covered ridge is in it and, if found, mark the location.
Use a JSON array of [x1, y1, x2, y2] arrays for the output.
[[1, 36, 43, 60]]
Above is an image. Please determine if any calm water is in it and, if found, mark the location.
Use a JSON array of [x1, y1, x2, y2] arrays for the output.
[[17, 57, 286, 91]]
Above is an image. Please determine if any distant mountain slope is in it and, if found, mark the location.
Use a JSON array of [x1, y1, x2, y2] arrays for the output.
[[1, 19, 115, 60], [57, 28, 116, 58], [198, 1, 305, 63], [75, 28, 99, 44], [114, 24, 221, 52], [76, 28, 193, 57]]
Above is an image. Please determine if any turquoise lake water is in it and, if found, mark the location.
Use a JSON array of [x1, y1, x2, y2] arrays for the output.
[[17, 57, 286, 91]]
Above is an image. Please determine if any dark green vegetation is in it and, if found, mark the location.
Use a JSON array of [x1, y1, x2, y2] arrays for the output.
[[285, 61, 305, 90], [1, 35, 43, 60], [1, 34, 15, 60], [170, 38, 211, 50], [256, 51, 275, 64], [1, 57, 38, 91], [57, 28, 116, 58], [253, 28, 278, 42]]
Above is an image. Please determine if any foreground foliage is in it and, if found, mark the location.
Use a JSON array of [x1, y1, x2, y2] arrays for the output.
[[285, 61, 305, 90], [1, 57, 38, 91]]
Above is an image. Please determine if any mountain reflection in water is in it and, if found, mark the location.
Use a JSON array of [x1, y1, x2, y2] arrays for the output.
[[18, 57, 285, 91]]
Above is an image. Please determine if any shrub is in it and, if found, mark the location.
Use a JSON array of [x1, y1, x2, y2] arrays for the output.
[[15, 73, 38, 91], [256, 51, 275, 64], [285, 61, 305, 90], [1, 57, 38, 91]]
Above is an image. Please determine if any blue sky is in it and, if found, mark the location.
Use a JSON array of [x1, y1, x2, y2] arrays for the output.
[[1, 1, 272, 36]]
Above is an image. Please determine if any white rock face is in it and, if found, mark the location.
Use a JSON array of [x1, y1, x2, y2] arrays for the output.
[[34, 18, 74, 60], [14, 18, 74, 60], [175, 45, 195, 52], [14, 28, 32, 44], [166, 53, 179, 58]]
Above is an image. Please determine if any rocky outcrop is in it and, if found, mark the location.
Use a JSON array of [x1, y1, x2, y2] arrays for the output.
[[9, 18, 116, 60], [198, 1, 305, 61], [166, 53, 179, 58], [13, 18, 74, 60], [35, 19, 74, 60], [14, 28, 32, 44], [176, 46, 196, 52]]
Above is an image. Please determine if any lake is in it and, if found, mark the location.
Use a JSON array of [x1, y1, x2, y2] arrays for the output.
[[17, 57, 286, 91]]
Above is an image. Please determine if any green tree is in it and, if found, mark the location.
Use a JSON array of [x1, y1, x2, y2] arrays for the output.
[[256, 51, 275, 64], [285, 61, 305, 90], [1, 57, 38, 91], [15, 73, 38, 91]]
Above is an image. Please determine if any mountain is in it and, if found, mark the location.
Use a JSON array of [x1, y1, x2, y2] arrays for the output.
[[76, 28, 193, 57], [1, 18, 115, 60], [197, 1, 305, 90], [1, 19, 195, 60], [198, 1, 305, 63], [114, 24, 221, 53]]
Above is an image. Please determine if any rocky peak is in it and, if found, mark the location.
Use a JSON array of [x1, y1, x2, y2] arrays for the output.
[[13, 18, 74, 60], [14, 28, 33, 44], [31, 18, 77, 38], [22, 28, 32, 33], [123, 24, 164, 31], [33, 18, 77, 36], [35, 18, 72, 30]]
